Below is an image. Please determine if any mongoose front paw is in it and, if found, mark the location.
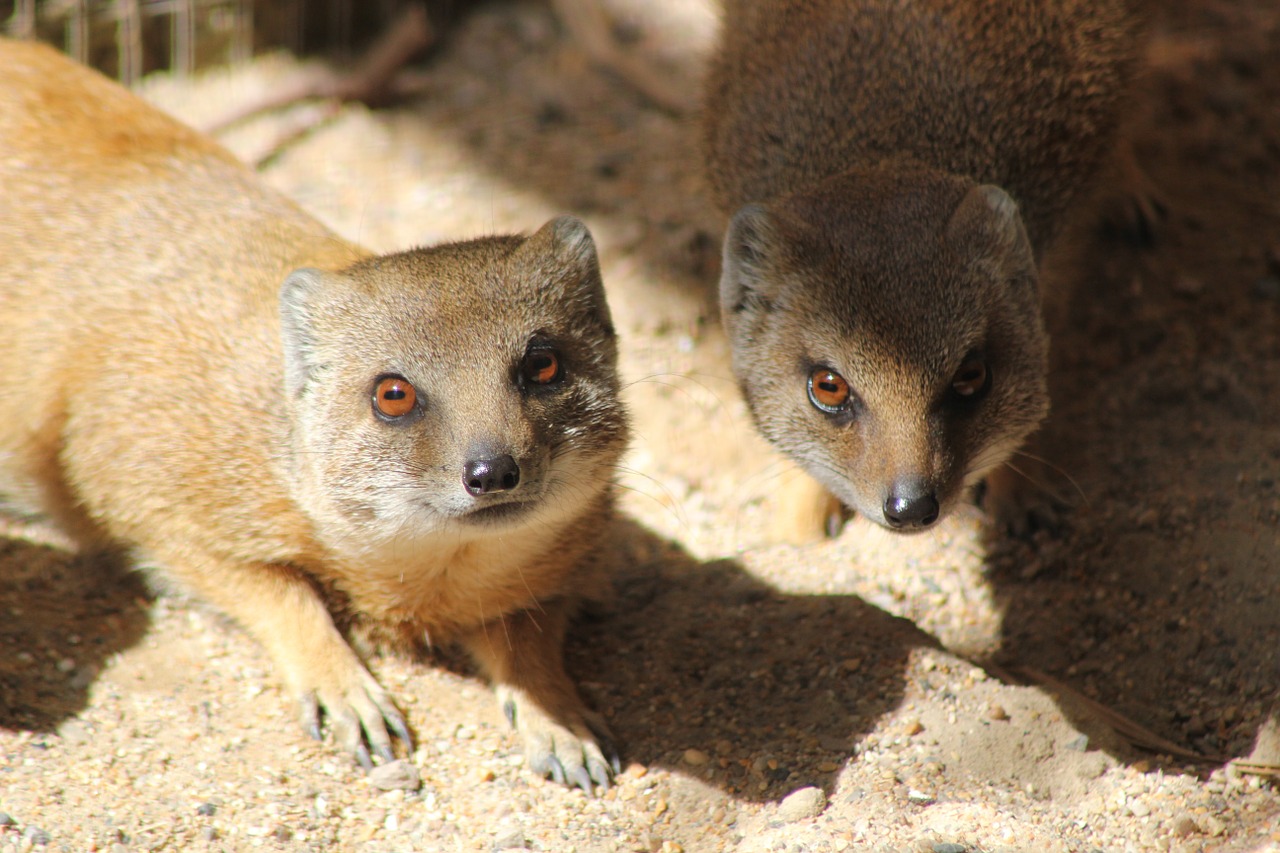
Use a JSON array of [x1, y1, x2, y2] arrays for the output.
[[980, 462, 1071, 538], [501, 689, 620, 794], [297, 664, 412, 770], [769, 464, 850, 544]]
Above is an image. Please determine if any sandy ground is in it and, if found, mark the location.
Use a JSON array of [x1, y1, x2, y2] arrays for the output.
[[2, 0, 1280, 850]]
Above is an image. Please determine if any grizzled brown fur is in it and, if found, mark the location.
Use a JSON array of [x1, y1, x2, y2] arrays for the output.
[[703, 0, 1143, 537]]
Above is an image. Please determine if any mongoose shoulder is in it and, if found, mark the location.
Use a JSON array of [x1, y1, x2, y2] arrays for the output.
[[702, 0, 1142, 535], [0, 38, 628, 791]]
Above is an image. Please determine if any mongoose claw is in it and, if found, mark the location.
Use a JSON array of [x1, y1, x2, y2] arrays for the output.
[[568, 764, 596, 795], [1102, 183, 1168, 248], [536, 753, 568, 787], [386, 711, 413, 750], [587, 751, 615, 792], [300, 666, 413, 768], [1103, 139, 1169, 248], [583, 728, 619, 792], [353, 742, 374, 772], [522, 720, 615, 794], [504, 691, 617, 795], [595, 730, 624, 778], [299, 692, 324, 743]]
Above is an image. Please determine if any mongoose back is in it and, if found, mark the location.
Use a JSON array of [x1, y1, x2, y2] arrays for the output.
[[0, 39, 628, 791], [703, 0, 1141, 534]]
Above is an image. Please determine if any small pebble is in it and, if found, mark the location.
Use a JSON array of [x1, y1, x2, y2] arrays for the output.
[[987, 704, 1010, 722], [196, 802, 217, 816], [907, 789, 936, 805], [933, 844, 967, 853], [21, 826, 51, 847], [1064, 734, 1090, 752], [56, 720, 91, 745], [682, 748, 710, 766], [1172, 815, 1200, 838], [778, 786, 827, 822], [0, 813, 14, 827], [369, 759, 422, 791], [493, 826, 526, 850]]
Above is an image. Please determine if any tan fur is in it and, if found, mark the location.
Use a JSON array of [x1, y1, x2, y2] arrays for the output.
[[702, 0, 1143, 537], [0, 39, 628, 790]]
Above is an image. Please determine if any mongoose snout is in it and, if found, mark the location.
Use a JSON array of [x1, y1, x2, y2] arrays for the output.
[[462, 453, 522, 496]]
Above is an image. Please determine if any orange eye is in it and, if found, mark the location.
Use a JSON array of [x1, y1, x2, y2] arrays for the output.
[[522, 349, 562, 385], [373, 376, 417, 418], [808, 367, 851, 413], [951, 357, 990, 397]]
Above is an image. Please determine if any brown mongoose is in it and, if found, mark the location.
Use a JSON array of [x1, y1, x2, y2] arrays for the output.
[[702, 0, 1143, 537], [0, 38, 628, 792]]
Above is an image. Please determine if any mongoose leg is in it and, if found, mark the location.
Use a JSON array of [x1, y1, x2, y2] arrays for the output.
[[166, 551, 411, 768], [462, 600, 618, 793]]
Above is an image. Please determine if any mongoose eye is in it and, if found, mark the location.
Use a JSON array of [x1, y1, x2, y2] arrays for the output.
[[951, 356, 991, 398], [521, 348, 563, 385], [808, 367, 851, 413], [373, 376, 417, 419]]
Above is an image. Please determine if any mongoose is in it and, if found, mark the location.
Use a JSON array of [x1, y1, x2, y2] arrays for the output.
[[0, 39, 628, 792], [703, 0, 1143, 537]]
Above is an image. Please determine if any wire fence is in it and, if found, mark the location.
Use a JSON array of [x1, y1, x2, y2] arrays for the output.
[[1, 0, 413, 83]]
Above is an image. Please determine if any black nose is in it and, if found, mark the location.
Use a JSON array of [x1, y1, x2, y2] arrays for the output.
[[463, 455, 521, 496], [883, 482, 940, 529]]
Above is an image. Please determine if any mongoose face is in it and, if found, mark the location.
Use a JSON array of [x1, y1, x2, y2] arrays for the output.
[[720, 170, 1049, 530], [279, 217, 626, 559]]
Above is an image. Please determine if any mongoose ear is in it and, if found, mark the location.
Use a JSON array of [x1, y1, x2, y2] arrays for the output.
[[720, 204, 777, 322], [522, 215, 613, 328], [946, 184, 1031, 258], [279, 268, 327, 398]]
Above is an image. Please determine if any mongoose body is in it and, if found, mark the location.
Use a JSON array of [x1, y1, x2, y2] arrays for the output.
[[0, 39, 627, 790], [703, 0, 1141, 533]]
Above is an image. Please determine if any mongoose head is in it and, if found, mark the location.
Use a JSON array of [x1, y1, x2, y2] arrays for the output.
[[719, 169, 1049, 531], [278, 216, 627, 556]]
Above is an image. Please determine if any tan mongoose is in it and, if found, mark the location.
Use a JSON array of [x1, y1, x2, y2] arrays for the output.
[[703, 0, 1143, 537], [0, 38, 628, 791]]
